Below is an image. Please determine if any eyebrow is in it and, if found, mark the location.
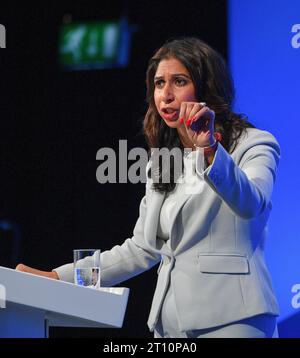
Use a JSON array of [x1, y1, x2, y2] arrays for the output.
[[154, 73, 191, 80]]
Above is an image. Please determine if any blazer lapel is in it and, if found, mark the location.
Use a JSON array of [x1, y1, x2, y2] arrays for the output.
[[144, 173, 206, 254], [144, 183, 205, 253], [144, 190, 165, 251], [168, 190, 193, 249], [169, 179, 206, 251]]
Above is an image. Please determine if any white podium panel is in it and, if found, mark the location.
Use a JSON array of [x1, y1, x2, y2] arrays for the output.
[[0, 266, 129, 337]]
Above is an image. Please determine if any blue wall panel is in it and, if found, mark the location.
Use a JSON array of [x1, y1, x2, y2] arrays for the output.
[[228, 0, 300, 331]]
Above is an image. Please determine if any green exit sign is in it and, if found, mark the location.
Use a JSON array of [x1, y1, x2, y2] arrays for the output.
[[59, 20, 129, 70]]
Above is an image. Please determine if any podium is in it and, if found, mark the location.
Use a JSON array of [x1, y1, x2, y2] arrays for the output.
[[0, 266, 129, 338]]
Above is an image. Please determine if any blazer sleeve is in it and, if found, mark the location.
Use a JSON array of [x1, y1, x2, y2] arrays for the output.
[[54, 164, 160, 285], [201, 129, 280, 219]]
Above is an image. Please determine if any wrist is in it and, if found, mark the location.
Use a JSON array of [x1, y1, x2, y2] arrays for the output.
[[50, 270, 59, 280], [204, 140, 218, 157], [194, 138, 218, 155], [194, 139, 218, 166]]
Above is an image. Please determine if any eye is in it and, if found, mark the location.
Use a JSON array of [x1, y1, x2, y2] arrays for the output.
[[154, 79, 164, 88], [174, 78, 187, 86]]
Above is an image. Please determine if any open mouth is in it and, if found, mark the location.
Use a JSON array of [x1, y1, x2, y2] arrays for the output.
[[161, 108, 179, 121], [162, 108, 178, 114]]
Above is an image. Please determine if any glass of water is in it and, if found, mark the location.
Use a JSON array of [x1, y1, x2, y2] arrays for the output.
[[73, 249, 101, 288]]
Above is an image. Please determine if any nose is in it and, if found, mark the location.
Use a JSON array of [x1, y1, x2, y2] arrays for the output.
[[161, 83, 174, 103]]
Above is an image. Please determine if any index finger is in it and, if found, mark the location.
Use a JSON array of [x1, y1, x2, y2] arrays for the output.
[[179, 102, 188, 124]]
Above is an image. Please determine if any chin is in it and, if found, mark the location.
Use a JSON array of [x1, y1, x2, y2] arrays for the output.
[[163, 120, 179, 128]]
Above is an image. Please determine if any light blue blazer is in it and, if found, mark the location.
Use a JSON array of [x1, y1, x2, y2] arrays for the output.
[[55, 128, 280, 332]]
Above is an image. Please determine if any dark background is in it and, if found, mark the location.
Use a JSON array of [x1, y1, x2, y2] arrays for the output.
[[0, 0, 227, 337]]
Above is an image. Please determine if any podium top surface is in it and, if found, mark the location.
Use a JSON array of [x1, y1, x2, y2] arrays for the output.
[[0, 266, 129, 328]]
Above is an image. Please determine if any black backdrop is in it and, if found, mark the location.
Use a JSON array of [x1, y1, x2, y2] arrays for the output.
[[0, 0, 227, 337]]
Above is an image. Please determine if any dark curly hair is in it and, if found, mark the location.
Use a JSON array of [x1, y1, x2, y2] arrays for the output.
[[144, 37, 254, 193]]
